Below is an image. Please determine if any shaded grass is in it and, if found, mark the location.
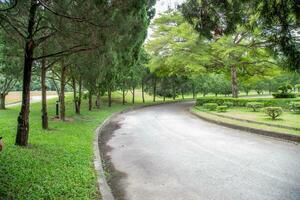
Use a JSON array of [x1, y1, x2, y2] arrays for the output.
[[0, 91, 172, 200]]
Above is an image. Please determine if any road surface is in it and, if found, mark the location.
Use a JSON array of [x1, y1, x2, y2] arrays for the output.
[[101, 102, 300, 200]]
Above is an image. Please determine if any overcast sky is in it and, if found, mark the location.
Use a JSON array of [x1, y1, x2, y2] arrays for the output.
[[155, 0, 186, 17]]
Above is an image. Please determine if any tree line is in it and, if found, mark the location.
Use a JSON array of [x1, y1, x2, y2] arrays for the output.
[[0, 0, 156, 146]]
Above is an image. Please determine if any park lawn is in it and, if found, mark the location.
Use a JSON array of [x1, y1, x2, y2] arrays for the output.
[[0, 91, 167, 200], [192, 107, 300, 136], [211, 107, 300, 129]]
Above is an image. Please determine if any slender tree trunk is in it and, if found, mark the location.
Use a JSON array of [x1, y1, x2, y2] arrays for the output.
[[16, 1, 38, 146], [231, 66, 238, 98], [153, 77, 157, 102], [96, 92, 100, 109], [141, 80, 145, 103], [72, 77, 77, 113], [132, 86, 135, 104], [60, 59, 66, 121], [181, 88, 185, 99], [122, 81, 126, 105], [0, 93, 6, 110], [172, 83, 176, 100], [108, 87, 112, 107], [192, 84, 196, 99], [88, 91, 92, 111], [41, 56, 48, 129]]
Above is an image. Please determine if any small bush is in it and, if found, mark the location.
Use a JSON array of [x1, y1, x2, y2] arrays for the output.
[[264, 107, 283, 120], [246, 102, 264, 112], [203, 103, 218, 111], [223, 102, 233, 107], [272, 93, 296, 98], [290, 102, 300, 112], [217, 106, 228, 112]]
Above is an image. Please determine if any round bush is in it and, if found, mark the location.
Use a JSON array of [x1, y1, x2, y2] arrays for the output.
[[264, 107, 283, 120], [246, 102, 264, 112], [203, 103, 218, 111], [223, 102, 233, 107], [217, 106, 228, 112], [290, 102, 300, 112]]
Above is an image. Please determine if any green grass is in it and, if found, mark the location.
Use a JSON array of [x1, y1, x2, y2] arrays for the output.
[[210, 107, 300, 128], [192, 107, 300, 136], [0, 91, 171, 199]]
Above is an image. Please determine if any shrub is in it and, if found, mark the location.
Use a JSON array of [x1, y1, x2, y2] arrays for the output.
[[264, 107, 283, 120], [290, 102, 300, 112], [217, 106, 228, 112], [272, 93, 296, 98], [203, 103, 218, 111], [223, 102, 233, 107], [196, 97, 300, 109], [246, 102, 264, 112]]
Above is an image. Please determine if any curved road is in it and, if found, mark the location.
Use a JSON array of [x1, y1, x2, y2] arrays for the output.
[[102, 102, 300, 200]]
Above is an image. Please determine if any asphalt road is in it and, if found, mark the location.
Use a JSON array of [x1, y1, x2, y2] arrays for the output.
[[103, 101, 300, 200]]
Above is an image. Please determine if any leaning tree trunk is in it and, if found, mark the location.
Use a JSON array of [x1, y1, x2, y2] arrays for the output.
[[231, 66, 238, 98], [0, 93, 6, 110], [41, 55, 48, 129], [16, 1, 38, 146], [60, 59, 66, 121], [141, 80, 145, 103], [153, 77, 157, 102]]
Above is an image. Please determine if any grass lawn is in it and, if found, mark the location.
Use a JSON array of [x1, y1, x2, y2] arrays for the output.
[[211, 107, 300, 129], [192, 107, 300, 136], [0, 91, 169, 199]]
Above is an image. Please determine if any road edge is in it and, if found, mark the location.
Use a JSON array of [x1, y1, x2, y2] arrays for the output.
[[190, 108, 300, 143]]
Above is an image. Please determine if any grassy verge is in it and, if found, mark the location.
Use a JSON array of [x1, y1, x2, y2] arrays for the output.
[[0, 92, 171, 199], [192, 107, 300, 136]]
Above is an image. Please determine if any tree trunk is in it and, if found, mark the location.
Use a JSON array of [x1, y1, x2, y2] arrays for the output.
[[231, 66, 238, 98], [192, 84, 196, 99], [122, 87, 126, 105], [41, 56, 48, 129], [172, 83, 176, 100], [0, 93, 6, 110], [153, 77, 157, 102], [88, 91, 92, 111], [181, 88, 185, 99], [141, 80, 145, 103], [60, 59, 66, 121], [16, 1, 38, 146], [108, 87, 112, 107], [132, 86, 135, 104], [96, 92, 100, 109]]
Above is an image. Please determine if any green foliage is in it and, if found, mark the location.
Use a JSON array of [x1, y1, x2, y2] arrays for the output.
[[290, 102, 300, 113], [246, 102, 264, 112], [203, 103, 218, 111], [216, 106, 228, 112], [223, 102, 234, 107], [196, 97, 300, 109], [264, 107, 283, 120], [272, 93, 297, 99]]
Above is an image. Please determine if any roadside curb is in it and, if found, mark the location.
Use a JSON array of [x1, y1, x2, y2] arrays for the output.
[[94, 100, 192, 200], [190, 109, 300, 143]]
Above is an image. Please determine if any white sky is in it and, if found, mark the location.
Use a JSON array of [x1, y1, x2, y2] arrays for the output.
[[155, 0, 186, 17], [147, 0, 186, 39]]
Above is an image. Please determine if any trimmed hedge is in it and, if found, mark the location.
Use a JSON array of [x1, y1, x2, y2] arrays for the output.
[[272, 93, 296, 98], [203, 103, 218, 111], [196, 97, 300, 109], [217, 106, 228, 112], [246, 102, 264, 112]]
